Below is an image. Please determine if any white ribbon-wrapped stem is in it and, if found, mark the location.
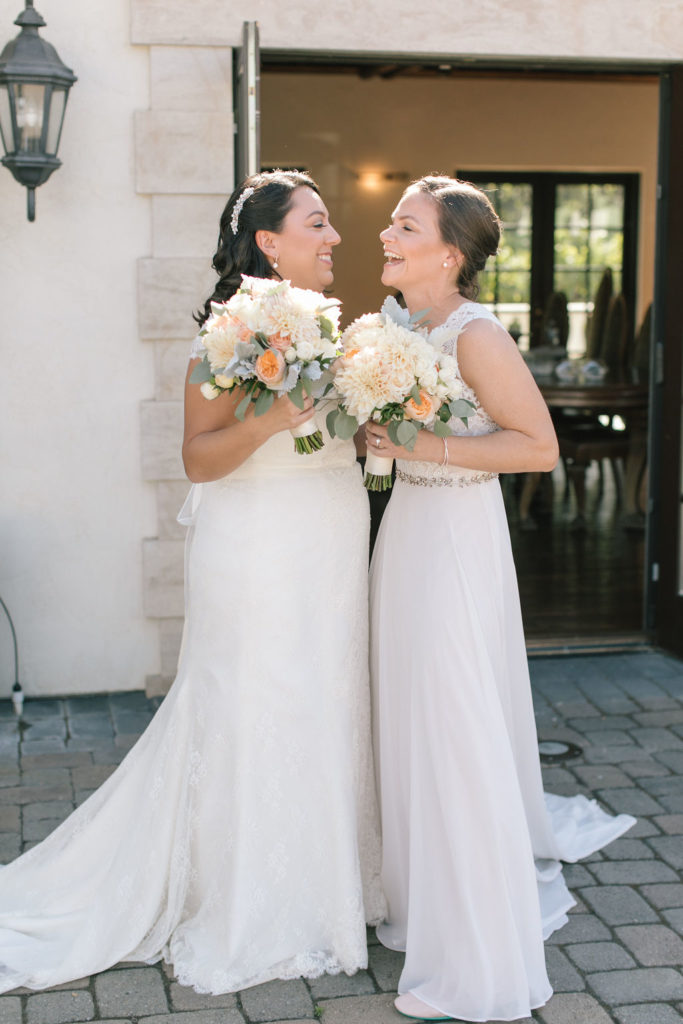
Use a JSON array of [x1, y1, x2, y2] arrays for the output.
[[364, 450, 394, 491], [290, 415, 324, 454]]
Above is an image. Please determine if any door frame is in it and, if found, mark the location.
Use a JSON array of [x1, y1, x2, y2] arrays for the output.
[[238, 42, 683, 653], [648, 67, 683, 654]]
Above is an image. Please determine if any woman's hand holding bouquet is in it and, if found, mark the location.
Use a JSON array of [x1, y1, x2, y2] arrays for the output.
[[191, 275, 341, 454], [328, 301, 475, 490]]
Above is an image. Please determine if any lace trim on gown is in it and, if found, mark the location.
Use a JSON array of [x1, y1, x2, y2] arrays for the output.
[[397, 302, 501, 487]]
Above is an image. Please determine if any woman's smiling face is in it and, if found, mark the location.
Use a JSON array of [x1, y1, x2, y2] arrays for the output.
[[379, 189, 455, 291], [268, 187, 341, 291]]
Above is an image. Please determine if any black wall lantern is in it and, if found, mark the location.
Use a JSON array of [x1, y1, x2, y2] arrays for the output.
[[0, 1, 76, 221]]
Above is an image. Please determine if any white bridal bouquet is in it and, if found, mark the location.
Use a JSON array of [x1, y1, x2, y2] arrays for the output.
[[191, 275, 342, 454], [328, 301, 474, 490]]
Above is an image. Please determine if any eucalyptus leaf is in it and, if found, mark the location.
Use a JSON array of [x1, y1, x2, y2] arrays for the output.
[[254, 388, 275, 417], [234, 341, 257, 360], [449, 398, 475, 420], [235, 391, 253, 422], [396, 419, 418, 448], [408, 307, 431, 326], [189, 359, 212, 384], [289, 379, 305, 409], [334, 410, 359, 441], [387, 420, 401, 446], [432, 417, 452, 437], [319, 317, 334, 340]]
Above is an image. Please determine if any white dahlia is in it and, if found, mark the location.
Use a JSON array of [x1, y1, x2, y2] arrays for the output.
[[340, 313, 384, 351], [334, 348, 399, 421], [203, 317, 242, 372]]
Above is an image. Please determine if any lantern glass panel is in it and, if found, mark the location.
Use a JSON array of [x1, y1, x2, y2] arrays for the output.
[[15, 82, 45, 153], [0, 84, 11, 155], [45, 86, 66, 155]]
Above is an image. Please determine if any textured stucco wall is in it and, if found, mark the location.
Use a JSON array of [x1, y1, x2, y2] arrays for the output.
[[0, 0, 158, 695]]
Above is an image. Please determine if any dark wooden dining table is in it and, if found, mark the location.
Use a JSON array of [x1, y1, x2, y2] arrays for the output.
[[519, 374, 649, 525], [537, 376, 648, 414]]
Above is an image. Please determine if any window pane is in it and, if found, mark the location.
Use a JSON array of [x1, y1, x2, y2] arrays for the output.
[[496, 183, 532, 231], [554, 182, 626, 356], [0, 85, 12, 153], [555, 269, 590, 303], [590, 228, 623, 271], [591, 183, 625, 229], [497, 229, 531, 270], [554, 229, 590, 269], [14, 83, 45, 152], [474, 182, 533, 346], [555, 184, 589, 229], [477, 271, 496, 305], [45, 88, 66, 156], [495, 270, 531, 304]]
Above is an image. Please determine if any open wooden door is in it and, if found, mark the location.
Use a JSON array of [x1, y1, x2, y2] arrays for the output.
[[650, 67, 683, 655], [235, 22, 260, 183]]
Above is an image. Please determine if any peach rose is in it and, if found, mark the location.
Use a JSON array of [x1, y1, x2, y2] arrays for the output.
[[255, 348, 286, 389], [404, 390, 440, 424], [268, 331, 290, 352]]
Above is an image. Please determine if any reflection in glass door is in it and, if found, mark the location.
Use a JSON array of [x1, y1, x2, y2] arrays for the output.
[[476, 182, 533, 346], [461, 172, 638, 354]]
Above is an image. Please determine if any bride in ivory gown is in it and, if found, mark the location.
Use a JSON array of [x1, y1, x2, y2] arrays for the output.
[[0, 170, 384, 995], [366, 176, 635, 1022]]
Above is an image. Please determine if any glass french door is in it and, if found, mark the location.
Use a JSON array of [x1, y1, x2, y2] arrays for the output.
[[649, 66, 683, 655], [461, 171, 638, 354]]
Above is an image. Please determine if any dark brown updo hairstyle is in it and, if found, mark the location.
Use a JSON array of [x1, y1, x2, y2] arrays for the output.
[[194, 169, 320, 326], [410, 176, 501, 300]]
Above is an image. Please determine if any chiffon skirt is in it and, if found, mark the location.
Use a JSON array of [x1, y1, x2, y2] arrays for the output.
[[370, 476, 634, 1021], [0, 462, 384, 995]]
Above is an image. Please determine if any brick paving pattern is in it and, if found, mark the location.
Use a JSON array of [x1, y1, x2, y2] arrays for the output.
[[0, 651, 682, 1023]]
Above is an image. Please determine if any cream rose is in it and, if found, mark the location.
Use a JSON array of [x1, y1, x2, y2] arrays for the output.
[[295, 340, 315, 361]]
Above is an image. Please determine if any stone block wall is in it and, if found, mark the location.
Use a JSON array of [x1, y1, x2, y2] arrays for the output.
[[134, 34, 234, 693]]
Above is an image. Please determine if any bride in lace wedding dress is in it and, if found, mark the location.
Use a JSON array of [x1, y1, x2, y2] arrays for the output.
[[366, 177, 634, 1022], [0, 171, 383, 995]]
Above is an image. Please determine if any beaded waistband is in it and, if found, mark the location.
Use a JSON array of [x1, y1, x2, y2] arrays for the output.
[[396, 468, 499, 488]]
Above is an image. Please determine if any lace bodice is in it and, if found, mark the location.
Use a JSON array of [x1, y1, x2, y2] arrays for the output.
[[396, 302, 502, 486]]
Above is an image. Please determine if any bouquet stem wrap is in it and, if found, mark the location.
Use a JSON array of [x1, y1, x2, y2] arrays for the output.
[[364, 450, 394, 491], [290, 417, 324, 455]]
